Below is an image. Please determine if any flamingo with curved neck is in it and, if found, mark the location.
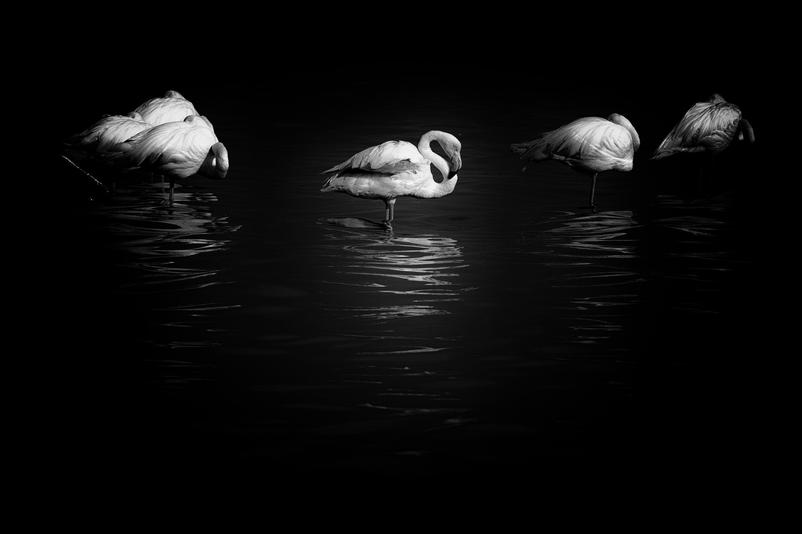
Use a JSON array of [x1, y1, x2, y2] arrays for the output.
[[321, 130, 463, 226]]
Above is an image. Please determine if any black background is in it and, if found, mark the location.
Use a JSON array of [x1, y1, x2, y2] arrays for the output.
[[21, 7, 787, 506]]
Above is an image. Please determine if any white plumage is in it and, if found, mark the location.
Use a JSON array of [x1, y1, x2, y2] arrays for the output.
[[111, 115, 228, 177], [512, 114, 640, 209], [321, 130, 462, 224], [65, 112, 152, 156], [132, 90, 198, 125], [106, 115, 229, 202]]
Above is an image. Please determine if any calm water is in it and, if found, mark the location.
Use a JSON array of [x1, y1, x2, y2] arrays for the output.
[[52, 77, 766, 485]]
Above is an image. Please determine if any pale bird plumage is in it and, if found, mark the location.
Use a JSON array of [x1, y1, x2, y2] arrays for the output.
[[321, 130, 462, 224], [109, 114, 228, 180], [133, 89, 199, 125], [511, 114, 640, 209], [65, 112, 152, 154], [652, 94, 754, 160]]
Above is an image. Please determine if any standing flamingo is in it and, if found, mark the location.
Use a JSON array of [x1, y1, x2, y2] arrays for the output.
[[321, 130, 462, 227], [133, 90, 198, 125], [511, 114, 640, 210], [652, 94, 755, 160], [106, 114, 229, 203]]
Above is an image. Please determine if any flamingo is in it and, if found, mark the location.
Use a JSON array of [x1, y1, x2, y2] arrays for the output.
[[652, 94, 755, 160], [132, 90, 198, 125], [321, 130, 462, 227], [106, 114, 229, 203], [511, 114, 640, 210]]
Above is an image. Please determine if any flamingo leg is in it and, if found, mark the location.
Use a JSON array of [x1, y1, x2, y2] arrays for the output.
[[589, 173, 598, 211], [383, 199, 396, 223], [382, 199, 396, 230], [169, 178, 175, 205]]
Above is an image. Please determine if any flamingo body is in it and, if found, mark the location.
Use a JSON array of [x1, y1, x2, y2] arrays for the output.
[[512, 115, 639, 172], [652, 94, 754, 160], [321, 130, 462, 223], [511, 114, 640, 209], [322, 141, 431, 199], [133, 90, 198, 125], [109, 115, 229, 180]]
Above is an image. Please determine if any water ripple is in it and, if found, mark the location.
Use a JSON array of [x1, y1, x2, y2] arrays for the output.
[[527, 209, 643, 345], [320, 223, 470, 322], [91, 182, 241, 381]]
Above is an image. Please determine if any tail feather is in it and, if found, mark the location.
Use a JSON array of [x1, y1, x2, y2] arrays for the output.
[[510, 141, 531, 155], [510, 137, 549, 161], [320, 173, 339, 192], [651, 145, 706, 160]]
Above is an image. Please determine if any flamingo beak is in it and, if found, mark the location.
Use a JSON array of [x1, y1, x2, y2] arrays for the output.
[[448, 153, 462, 179]]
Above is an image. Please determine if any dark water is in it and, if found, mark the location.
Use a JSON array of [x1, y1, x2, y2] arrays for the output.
[[44, 66, 772, 490]]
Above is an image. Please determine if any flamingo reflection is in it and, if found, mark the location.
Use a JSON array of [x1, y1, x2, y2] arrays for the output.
[[321, 220, 471, 321], [531, 210, 642, 345], [93, 182, 239, 289]]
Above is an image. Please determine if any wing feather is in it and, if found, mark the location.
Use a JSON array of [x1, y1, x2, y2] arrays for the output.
[[107, 115, 218, 176], [134, 91, 199, 125], [546, 118, 633, 163], [654, 100, 742, 156], [66, 114, 152, 152], [323, 140, 424, 175]]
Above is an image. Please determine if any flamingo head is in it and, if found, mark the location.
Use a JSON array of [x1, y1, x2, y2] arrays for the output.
[[201, 142, 229, 179], [435, 131, 462, 179], [607, 113, 641, 151]]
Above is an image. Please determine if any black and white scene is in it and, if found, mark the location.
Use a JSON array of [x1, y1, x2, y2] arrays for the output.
[[37, 15, 779, 500]]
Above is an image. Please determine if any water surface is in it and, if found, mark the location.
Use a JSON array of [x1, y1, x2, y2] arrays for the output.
[[53, 78, 765, 485]]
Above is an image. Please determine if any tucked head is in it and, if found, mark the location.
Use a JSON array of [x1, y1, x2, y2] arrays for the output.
[[202, 142, 229, 179], [607, 113, 641, 151]]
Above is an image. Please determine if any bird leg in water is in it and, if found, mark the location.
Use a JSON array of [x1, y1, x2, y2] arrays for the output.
[[589, 173, 598, 210], [384, 199, 396, 223], [60, 155, 108, 194], [382, 199, 396, 230], [169, 178, 175, 204]]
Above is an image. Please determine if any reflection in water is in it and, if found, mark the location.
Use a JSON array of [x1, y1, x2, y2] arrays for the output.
[[314, 220, 474, 422], [530, 210, 643, 346], [650, 194, 740, 315], [91, 182, 240, 366], [321, 219, 471, 321]]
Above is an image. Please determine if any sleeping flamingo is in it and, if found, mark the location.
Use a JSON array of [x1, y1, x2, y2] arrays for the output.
[[106, 114, 229, 203], [511, 114, 640, 210], [321, 130, 462, 227], [652, 93, 754, 160]]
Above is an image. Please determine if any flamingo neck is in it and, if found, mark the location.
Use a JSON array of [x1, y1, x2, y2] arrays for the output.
[[613, 116, 641, 151], [626, 124, 641, 151], [417, 132, 455, 199]]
